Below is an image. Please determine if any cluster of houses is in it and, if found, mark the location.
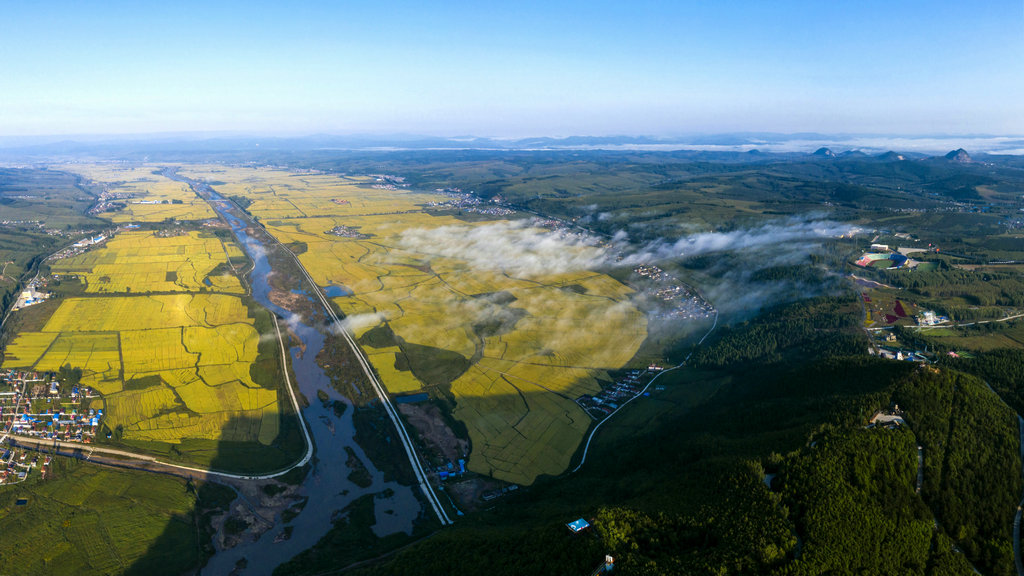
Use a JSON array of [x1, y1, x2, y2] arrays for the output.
[[576, 370, 648, 420], [634, 264, 715, 320], [88, 189, 134, 215], [868, 334, 932, 363], [435, 458, 467, 482], [1, 370, 102, 444], [326, 225, 371, 239], [0, 447, 49, 485], [370, 175, 408, 191], [425, 189, 517, 217], [916, 310, 949, 326], [0, 219, 44, 227], [47, 229, 116, 262]]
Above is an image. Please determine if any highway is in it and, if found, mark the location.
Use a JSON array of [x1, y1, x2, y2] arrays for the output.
[[180, 175, 453, 526], [268, 232, 453, 525]]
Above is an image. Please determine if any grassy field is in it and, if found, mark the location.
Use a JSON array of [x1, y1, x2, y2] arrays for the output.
[[0, 457, 205, 576], [917, 321, 1024, 351], [0, 168, 109, 316], [49, 230, 244, 294], [179, 166, 648, 485], [0, 167, 107, 229], [61, 164, 215, 222]]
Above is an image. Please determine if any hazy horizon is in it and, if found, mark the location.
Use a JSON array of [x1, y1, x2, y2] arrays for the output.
[[2, 131, 1024, 156], [3, 1, 1023, 138]]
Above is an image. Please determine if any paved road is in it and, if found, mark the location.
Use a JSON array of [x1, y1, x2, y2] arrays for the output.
[[572, 309, 718, 474], [916, 446, 924, 493], [274, 238, 453, 526], [186, 177, 452, 526]]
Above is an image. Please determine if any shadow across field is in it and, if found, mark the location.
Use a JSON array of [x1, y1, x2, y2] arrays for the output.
[[114, 413, 304, 575]]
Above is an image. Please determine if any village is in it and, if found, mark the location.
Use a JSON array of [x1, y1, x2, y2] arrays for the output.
[[87, 188, 134, 215], [0, 445, 50, 486], [0, 369, 103, 447], [633, 264, 716, 321], [46, 229, 114, 262], [426, 189, 517, 217], [326, 224, 371, 239], [575, 367, 664, 421]]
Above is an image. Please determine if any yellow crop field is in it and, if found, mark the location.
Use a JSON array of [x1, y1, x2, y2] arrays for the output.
[[1, 332, 58, 366], [366, 348, 423, 394], [41, 294, 250, 332], [34, 333, 121, 394], [51, 231, 243, 294], [198, 166, 649, 485], [2, 293, 282, 449], [62, 164, 215, 222]]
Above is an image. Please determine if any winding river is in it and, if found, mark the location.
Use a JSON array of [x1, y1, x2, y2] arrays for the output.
[[167, 173, 423, 575]]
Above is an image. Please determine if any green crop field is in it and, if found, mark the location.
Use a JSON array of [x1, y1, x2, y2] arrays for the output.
[[0, 458, 205, 576], [179, 166, 648, 485]]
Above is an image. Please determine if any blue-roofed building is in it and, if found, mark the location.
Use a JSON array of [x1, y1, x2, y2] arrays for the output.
[[567, 518, 590, 533]]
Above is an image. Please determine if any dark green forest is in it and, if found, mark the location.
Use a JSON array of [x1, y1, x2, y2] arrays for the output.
[[347, 292, 1021, 576]]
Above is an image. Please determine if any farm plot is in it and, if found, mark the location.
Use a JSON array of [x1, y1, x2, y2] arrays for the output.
[[0, 459, 202, 576], [50, 230, 244, 294], [205, 167, 648, 485], [63, 164, 215, 222], [1, 294, 282, 451]]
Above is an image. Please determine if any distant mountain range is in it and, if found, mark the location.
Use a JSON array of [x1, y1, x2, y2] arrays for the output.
[[0, 133, 1020, 160]]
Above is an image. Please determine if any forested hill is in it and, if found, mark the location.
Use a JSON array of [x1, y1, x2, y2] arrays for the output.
[[341, 293, 1021, 576]]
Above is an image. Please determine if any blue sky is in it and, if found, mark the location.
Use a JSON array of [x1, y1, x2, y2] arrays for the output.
[[1, 1, 1022, 137]]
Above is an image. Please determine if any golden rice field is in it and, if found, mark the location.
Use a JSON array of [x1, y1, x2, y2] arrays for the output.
[[186, 166, 648, 485], [62, 164, 215, 222], [51, 230, 244, 294], [1, 294, 280, 447]]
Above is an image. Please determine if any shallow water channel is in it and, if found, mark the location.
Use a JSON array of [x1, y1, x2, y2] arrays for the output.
[[172, 176, 422, 575]]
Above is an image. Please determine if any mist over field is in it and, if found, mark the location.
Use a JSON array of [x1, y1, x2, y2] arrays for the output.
[[399, 216, 853, 275], [394, 215, 858, 326], [398, 221, 607, 278]]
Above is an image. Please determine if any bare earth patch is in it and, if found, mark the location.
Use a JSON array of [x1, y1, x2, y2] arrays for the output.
[[399, 402, 468, 463]]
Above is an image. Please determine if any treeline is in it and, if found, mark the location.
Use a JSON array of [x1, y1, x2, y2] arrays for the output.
[[594, 465, 797, 575], [943, 306, 1012, 322], [691, 295, 864, 368]]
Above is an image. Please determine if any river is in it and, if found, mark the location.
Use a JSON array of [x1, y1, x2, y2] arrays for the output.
[[166, 172, 422, 575]]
